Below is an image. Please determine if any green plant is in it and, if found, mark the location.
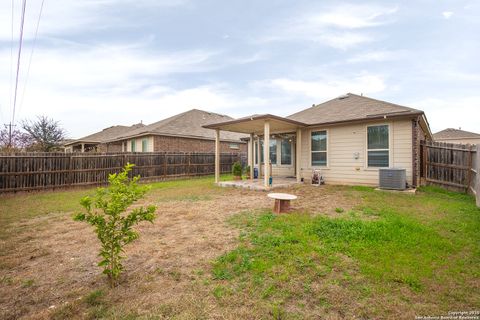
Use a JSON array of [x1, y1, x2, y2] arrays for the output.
[[232, 162, 242, 177], [245, 165, 251, 177], [74, 163, 157, 287]]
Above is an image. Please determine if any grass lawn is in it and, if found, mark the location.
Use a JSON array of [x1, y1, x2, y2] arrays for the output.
[[0, 177, 479, 319]]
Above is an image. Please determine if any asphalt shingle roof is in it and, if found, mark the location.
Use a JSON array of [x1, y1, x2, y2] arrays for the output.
[[287, 93, 423, 125], [68, 123, 145, 144], [433, 128, 480, 140], [115, 109, 247, 142]]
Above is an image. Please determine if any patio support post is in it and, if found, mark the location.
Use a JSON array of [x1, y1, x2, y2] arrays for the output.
[[264, 120, 270, 188], [81, 143, 85, 153], [296, 128, 302, 182], [215, 129, 220, 184], [256, 136, 261, 177], [249, 133, 254, 180]]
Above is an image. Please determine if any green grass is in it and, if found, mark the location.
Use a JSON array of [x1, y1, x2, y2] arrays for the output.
[[212, 186, 480, 315]]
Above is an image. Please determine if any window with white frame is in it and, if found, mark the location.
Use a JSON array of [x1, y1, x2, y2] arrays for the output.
[[142, 138, 148, 152], [281, 139, 292, 165], [311, 131, 327, 166], [367, 125, 389, 167]]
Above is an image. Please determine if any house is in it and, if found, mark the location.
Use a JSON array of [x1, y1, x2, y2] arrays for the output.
[[107, 109, 247, 153], [204, 93, 432, 188], [64, 123, 145, 152], [433, 128, 480, 145]]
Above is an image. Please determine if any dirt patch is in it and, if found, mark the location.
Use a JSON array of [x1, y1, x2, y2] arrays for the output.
[[0, 184, 358, 319]]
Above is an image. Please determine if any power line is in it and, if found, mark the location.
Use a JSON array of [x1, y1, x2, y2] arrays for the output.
[[11, 0, 27, 125], [8, 0, 15, 126], [18, 0, 46, 120]]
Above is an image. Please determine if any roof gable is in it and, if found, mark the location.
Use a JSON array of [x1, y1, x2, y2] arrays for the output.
[[287, 93, 423, 125]]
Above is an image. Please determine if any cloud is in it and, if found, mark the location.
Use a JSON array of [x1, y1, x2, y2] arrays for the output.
[[0, 0, 189, 40], [410, 96, 480, 133], [442, 11, 454, 19], [319, 32, 374, 50], [347, 50, 407, 63], [10, 82, 268, 138], [306, 4, 398, 29], [259, 4, 398, 50], [256, 74, 387, 100]]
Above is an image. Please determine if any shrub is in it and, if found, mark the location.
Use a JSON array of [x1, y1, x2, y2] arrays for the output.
[[74, 163, 157, 287], [245, 165, 251, 176], [232, 162, 242, 177]]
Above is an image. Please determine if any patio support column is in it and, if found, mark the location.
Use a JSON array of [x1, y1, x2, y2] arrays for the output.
[[264, 120, 270, 188], [81, 143, 85, 153], [296, 128, 302, 182], [249, 133, 254, 180], [215, 129, 220, 184], [256, 136, 261, 177]]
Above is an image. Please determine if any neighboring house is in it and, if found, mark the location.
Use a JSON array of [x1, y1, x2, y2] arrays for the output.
[[433, 128, 480, 145], [64, 123, 144, 152], [205, 93, 432, 187], [108, 109, 247, 153]]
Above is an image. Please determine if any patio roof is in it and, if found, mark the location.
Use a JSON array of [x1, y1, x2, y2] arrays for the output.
[[203, 114, 306, 135]]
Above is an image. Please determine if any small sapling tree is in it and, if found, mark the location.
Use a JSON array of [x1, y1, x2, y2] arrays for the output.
[[74, 163, 157, 287]]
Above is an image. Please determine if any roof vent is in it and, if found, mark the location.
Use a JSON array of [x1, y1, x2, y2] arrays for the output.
[[337, 94, 349, 100]]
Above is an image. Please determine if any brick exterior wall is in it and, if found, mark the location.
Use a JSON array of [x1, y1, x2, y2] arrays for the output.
[[97, 142, 124, 152], [412, 116, 427, 187], [153, 135, 247, 153]]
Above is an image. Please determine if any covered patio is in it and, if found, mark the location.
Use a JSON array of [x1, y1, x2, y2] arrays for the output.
[[204, 114, 307, 190]]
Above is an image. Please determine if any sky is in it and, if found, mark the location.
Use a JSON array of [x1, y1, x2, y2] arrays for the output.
[[0, 0, 479, 138]]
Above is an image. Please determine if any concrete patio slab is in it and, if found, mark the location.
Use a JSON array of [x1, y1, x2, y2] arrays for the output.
[[218, 177, 300, 191]]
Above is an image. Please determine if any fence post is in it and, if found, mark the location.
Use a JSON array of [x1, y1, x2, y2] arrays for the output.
[[476, 145, 480, 207]]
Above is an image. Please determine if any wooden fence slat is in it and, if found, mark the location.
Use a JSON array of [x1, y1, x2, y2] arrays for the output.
[[420, 141, 477, 197], [0, 152, 245, 192]]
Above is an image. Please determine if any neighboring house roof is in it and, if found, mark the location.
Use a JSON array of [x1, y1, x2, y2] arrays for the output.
[[287, 93, 424, 125], [65, 123, 145, 146], [433, 128, 480, 140], [113, 109, 248, 142]]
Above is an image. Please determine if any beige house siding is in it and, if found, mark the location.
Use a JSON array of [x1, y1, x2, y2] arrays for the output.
[[298, 119, 413, 186], [126, 136, 154, 152]]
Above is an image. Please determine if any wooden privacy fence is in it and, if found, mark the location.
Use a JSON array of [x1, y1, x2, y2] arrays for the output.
[[0, 152, 245, 192], [420, 141, 479, 206]]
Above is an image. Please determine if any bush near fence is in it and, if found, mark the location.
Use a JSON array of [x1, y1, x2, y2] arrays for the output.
[[0, 152, 245, 192]]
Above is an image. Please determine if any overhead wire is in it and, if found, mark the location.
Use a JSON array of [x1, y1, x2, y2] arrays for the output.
[[18, 0, 46, 120], [11, 0, 27, 125], [6, 0, 15, 125]]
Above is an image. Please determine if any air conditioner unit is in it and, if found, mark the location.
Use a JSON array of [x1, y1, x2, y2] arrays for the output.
[[379, 168, 406, 190]]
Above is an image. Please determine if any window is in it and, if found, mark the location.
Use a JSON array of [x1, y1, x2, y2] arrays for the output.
[[281, 139, 292, 165], [260, 140, 264, 163], [131, 140, 136, 152], [142, 138, 148, 152], [258, 139, 277, 164], [254, 141, 258, 164], [311, 131, 327, 166], [367, 125, 389, 167], [229, 143, 239, 150], [269, 140, 277, 164]]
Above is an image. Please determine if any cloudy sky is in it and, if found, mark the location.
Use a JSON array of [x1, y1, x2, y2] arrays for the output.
[[0, 0, 479, 138]]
